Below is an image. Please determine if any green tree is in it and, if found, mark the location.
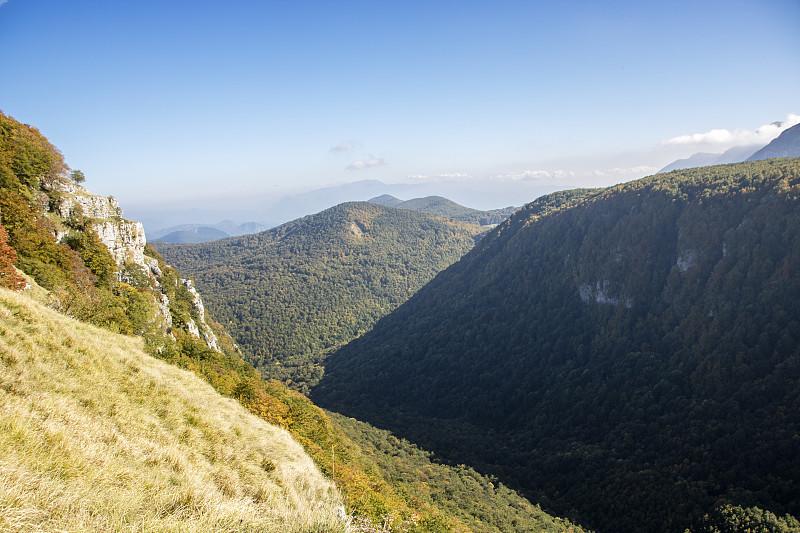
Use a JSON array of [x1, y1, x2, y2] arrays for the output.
[[70, 169, 85, 184], [692, 504, 800, 533], [64, 229, 117, 284]]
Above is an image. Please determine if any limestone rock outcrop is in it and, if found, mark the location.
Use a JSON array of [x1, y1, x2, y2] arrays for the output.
[[43, 177, 221, 352], [94, 219, 147, 266], [182, 279, 219, 351]]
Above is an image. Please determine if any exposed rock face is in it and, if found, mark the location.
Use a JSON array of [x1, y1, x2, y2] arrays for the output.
[[44, 177, 220, 352], [676, 249, 698, 273], [578, 280, 633, 308], [182, 279, 219, 351], [95, 219, 147, 266], [144, 257, 163, 279], [56, 190, 123, 220], [349, 221, 365, 237], [186, 317, 201, 339], [45, 179, 147, 267], [156, 293, 172, 330], [44, 178, 122, 218]]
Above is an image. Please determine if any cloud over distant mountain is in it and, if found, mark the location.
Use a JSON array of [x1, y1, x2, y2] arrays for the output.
[[494, 166, 658, 182], [661, 114, 800, 151]]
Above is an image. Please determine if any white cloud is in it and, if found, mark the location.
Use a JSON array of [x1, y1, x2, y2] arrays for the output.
[[439, 172, 471, 179], [404, 172, 474, 182], [661, 113, 800, 150], [329, 140, 356, 153], [493, 166, 658, 182], [346, 155, 385, 170], [407, 166, 656, 185], [609, 165, 659, 175]]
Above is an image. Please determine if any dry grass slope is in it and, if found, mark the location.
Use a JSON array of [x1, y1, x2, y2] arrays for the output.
[[0, 287, 344, 532]]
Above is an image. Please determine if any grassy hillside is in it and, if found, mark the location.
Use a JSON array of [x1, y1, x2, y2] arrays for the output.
[[153, 202, 483, 391], [315, 159, 800, 533], [0, 287, 342, 532]]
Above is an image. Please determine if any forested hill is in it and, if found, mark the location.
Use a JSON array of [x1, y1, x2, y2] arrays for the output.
[[369, 194, 518, 226], [153, 202, 483, 391], [314, 159, 800, 533]]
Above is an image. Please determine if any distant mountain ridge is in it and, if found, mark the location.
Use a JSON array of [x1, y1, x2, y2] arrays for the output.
[[658, 122, 800, 174], [657, 144, 762, 173], [747, 122, 800, 161], [315, 159, 800, 533], [369, 194, 518, 226], [130, 178, 570, 241], [151, 221, 269, 242], [155, 225, 232, 243], [150, 195, 517, 244]]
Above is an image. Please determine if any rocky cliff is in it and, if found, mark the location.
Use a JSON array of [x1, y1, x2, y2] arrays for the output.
[[41, 178, 147, 265], [40, 177, 221, 352]]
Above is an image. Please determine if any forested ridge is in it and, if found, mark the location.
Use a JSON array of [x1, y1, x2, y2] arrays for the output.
[[370, 194, 518, 226], [314, 159, 800, 533], [153, 202, 483, 391]]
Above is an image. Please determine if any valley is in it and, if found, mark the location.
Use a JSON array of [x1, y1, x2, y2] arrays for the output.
[[0, 109, 588, 532], [154, 156, 800, 532], [313, 159, 800, 533]]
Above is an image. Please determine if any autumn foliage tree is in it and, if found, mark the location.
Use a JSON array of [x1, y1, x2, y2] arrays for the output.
[[0, 223, 26, 290]]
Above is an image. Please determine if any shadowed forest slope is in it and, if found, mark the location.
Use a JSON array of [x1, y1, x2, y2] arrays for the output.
[[315, 159, 800, 533]]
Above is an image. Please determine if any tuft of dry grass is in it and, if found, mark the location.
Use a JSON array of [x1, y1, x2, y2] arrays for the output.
[[0, 287, 345, 532]]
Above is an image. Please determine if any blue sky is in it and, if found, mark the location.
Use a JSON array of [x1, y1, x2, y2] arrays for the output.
[[1, 0, 798, 213]]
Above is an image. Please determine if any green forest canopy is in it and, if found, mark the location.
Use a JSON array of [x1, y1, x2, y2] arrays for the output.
[[154, 202, 483, 391], [314, 159, 800, 533]]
